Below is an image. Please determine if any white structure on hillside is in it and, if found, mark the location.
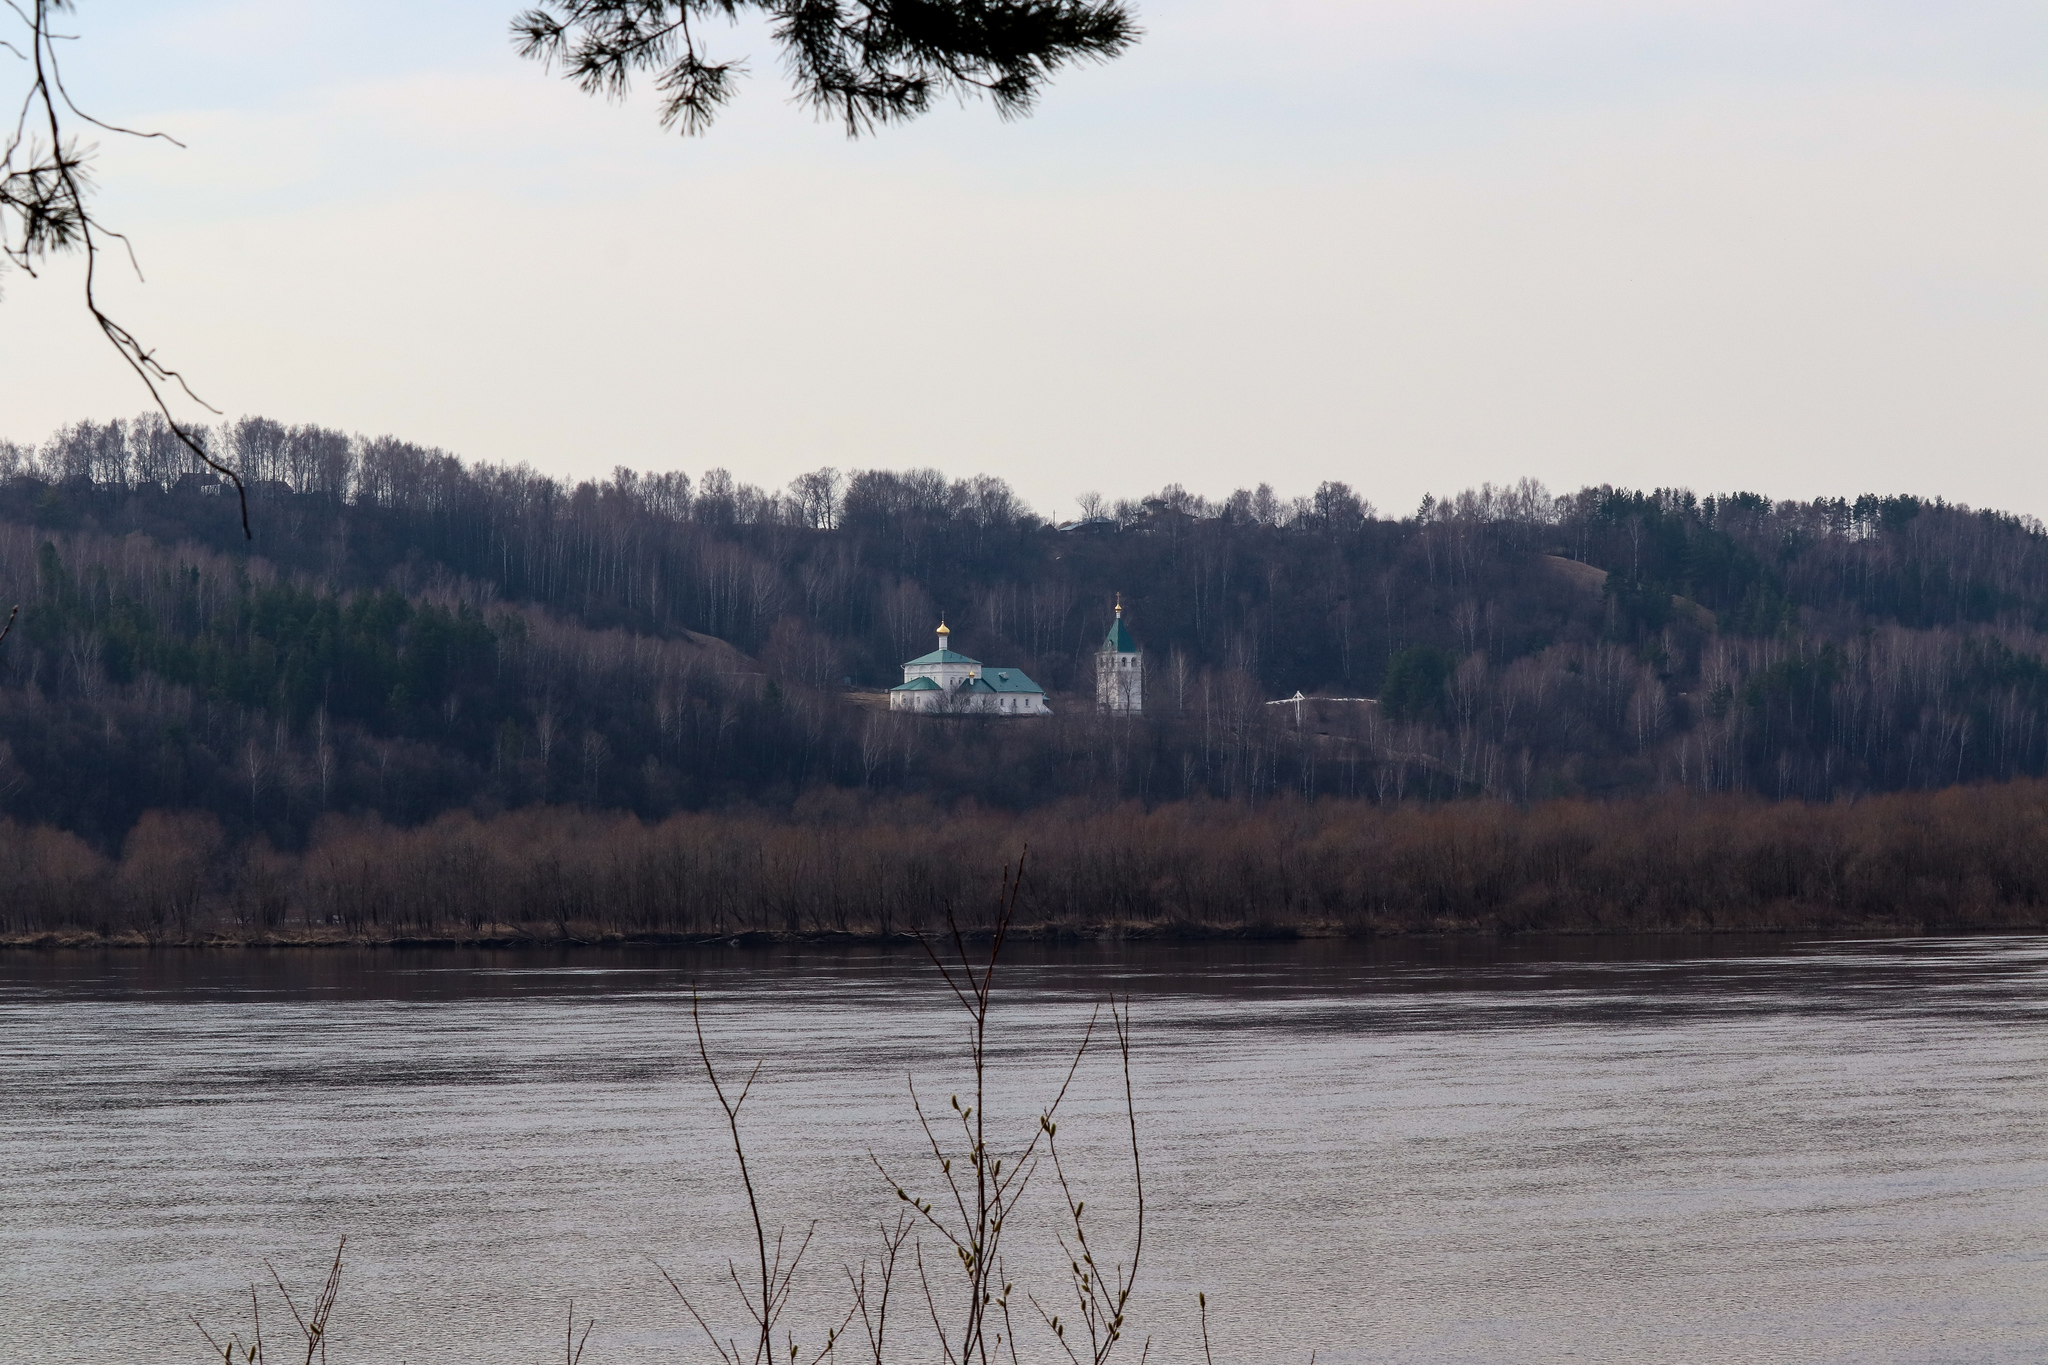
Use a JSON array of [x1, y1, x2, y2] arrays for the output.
[[1097, 596, 1142, 713], [889, 622, 1050, 715]]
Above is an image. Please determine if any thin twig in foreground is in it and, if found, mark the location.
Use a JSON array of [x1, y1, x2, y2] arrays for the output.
[[4, 0, 250, 536]]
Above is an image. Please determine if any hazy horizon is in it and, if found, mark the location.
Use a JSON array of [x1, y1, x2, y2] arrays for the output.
[[2, 1, 2042, 524], [8, 409, 2041, 528]]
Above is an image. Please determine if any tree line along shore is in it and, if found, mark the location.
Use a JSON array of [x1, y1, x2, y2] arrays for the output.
[[5, 782, 2048, 947], [11, 417, 2048, 949]]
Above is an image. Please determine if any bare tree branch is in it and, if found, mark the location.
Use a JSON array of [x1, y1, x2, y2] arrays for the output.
[[2, 0, 250, 537]]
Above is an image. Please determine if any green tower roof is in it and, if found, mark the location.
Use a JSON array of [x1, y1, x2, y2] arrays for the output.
[[1104, 614, 1137, 653]]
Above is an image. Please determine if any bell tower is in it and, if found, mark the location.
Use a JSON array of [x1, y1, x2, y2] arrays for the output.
[[1096, 594, 1142, 713]]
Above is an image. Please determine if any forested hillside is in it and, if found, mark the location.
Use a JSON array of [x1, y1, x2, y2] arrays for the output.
[[5, 413, 2048, 853]]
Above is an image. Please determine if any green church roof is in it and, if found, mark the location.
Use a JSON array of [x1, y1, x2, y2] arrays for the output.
[[1104, 616, 1137, 653], [904, 647, 982, 667], [982, 668, 1045, 694], [890, 676, 941, 691]]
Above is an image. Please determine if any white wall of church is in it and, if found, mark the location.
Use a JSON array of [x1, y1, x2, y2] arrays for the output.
[[905, 659, 979, 691], [891, 686, 1048, 715], [1097, 650, 1143, 713]]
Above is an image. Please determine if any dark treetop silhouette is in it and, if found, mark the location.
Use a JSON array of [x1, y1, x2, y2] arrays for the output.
[[512, 0, 1138, 136]]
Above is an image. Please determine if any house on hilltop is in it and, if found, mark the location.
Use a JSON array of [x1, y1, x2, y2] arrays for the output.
[[889, 622, 1050, 715]]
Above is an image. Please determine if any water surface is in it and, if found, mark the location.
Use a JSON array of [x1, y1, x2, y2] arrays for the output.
[[2, 936, 2044, 1363]]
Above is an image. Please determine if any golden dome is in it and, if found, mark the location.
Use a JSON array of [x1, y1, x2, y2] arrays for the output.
[[936, 620, 950, 635]]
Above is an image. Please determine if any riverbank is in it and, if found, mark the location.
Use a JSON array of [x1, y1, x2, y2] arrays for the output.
[[4, 909, 2040, 951], [7, 784, 2048, 945]]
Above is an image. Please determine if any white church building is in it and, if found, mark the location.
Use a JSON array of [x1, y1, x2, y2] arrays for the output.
[[889, 622, 1051, 715], [887, 602, 1144, 716]]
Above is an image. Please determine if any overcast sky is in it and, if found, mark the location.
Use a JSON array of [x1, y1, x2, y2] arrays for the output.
[[2, 1, 2043, 521]]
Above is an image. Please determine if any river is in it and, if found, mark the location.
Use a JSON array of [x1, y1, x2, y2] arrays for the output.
[[2, 935, 2044, 1363]]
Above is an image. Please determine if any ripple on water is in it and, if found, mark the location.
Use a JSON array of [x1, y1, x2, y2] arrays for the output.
[[1, 935, 2045, 1364]]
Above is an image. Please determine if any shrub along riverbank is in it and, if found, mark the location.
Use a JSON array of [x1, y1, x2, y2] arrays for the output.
[[7, 782, 2048, 945]]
